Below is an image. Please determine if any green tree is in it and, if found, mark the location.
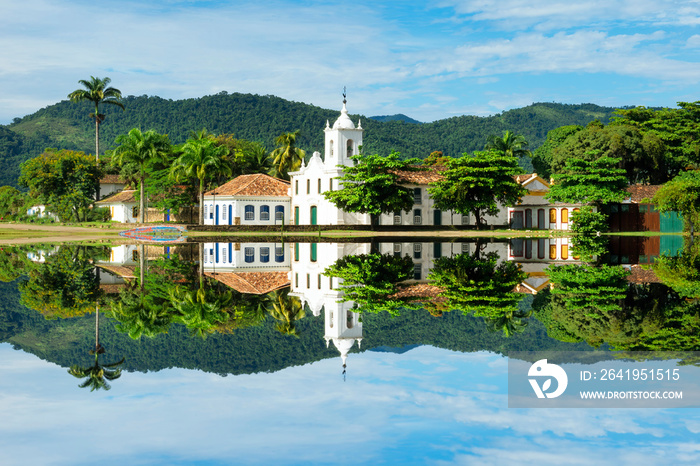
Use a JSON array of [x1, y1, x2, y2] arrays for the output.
[[111, 129, 172, 223], [170, 136, 232, 225], [532, 125, 583, 179], [551, 121, 664, 184], [569, 206, 609, 262], [266, 289, 305, 337], [653, 237, 700, 300], [18, 246, 105, 319], [428, 251, 526, 320], [67, 76, 124, 162], [324, 252, 415, 315], [18, 149, 103, 222], [613, 102, 700, 176], [68, 353, 125, 392], [547, 154, 627, 205], [324, 152, 423, 226], [485, 130, 532, 159], [0, 186, 27, 219], [428, 150, 525, 229], [653, 170, 700, 235], [270, 130, 306, 180]]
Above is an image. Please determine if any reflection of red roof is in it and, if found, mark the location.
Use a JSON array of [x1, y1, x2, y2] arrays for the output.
[[389, 283, 446, 301], [205, 271, 290, 294], [626, 265, 661, 284], [626, 185, 661, 203], [98, 265, 136, 279], [206, 174, 290, 197]]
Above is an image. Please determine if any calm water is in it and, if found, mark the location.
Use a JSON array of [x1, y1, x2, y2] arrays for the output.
[[0, 237, 698, 465]]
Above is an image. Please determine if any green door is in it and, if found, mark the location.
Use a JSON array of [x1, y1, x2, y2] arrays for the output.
[[433, 209, 442, 226], [311, 206, 317, 225], [294, 206, 299, 225]]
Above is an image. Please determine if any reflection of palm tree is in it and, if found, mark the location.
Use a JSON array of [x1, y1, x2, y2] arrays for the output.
[[68, 354, 125, 391], [485, 308, 532, 337], [266, 289, 305, 337], [169, 283, 232, 339], [111, 298, 172, 339]]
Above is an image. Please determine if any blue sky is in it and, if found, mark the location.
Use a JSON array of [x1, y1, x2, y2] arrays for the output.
[[1, 0, 700, 124], [1, 343, 699, 465]]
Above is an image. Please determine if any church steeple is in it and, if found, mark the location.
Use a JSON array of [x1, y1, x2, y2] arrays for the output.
[[325, 88, 363, 166]]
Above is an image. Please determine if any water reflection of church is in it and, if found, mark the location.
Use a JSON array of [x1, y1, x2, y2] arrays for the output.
[[96, 237, 580, 367]]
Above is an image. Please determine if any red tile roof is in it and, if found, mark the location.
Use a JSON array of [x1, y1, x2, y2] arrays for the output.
[[626, 185, 661, 203], [96, 190, 137, 204], [205, 271, 290, 294], [390, 166, 445, 185], [206, 174, 290, 197], [100, 174, 127, 184]]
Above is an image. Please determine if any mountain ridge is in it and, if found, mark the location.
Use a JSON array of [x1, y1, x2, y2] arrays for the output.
[[0, 92, 618, 187]]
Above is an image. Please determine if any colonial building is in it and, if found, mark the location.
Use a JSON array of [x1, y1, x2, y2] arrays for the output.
[[202, 173, 290, 226]]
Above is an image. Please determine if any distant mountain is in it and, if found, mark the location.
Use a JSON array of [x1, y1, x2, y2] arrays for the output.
[[369, 114, 422, 124], [0, 92, 619, 187]]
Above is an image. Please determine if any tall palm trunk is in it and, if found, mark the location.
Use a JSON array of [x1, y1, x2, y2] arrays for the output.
[[139, 173, 146, 223], [198, 179, 205, 225]]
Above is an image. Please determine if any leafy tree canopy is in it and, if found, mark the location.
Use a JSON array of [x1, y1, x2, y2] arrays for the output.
[[323, 253, 415, 315], [324, 152, 423, 224], [18, 148, 103, 222], [653, 169, 700, 234], [428, 150, 525, 228], [428, 251, 526, 319], [612, 101, 700, 175], [547, 153, 627, 205]]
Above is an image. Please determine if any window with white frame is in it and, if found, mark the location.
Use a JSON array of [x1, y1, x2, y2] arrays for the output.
[[260, 247, 270, 263], [413, 243, 422, 259], [260, 205, 270, 221], [275, 246, 284, 262], [222, 205, 227, 221], [414, 209, 422, 225], [462, 215, 469, 225], [394, 212, 401, 225], [275, 206, 284, 221], [394, 243, 402, 253], [244, 247, 254, 263], [244, 205, 254, 221]]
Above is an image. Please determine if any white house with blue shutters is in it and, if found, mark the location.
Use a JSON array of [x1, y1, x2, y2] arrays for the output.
[[202, 173, 291, 226]]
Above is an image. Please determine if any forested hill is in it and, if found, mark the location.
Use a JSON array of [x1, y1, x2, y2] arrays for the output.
[[0, 92, 617, 187], [0, 280, 589, 377]]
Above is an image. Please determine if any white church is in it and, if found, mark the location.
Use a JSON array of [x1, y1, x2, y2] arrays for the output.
[[202, 97, 460, 227]]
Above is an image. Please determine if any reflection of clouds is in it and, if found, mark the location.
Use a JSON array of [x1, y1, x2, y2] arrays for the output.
[[0, 344, 698, 464]]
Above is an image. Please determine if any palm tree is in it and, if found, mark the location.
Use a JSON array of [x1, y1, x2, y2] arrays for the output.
[[170, 136, 232, 225], [67, 76, 124, 162], [169, 284, 233, 339], [270, 130, 306, 180], [112, 129, 171, 223], [266, 289, 305, 337], [68, 355, 125, 391], [485, 308, 532, 337], [485, 130, 531, 159], [244, 142, 273, 174]]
